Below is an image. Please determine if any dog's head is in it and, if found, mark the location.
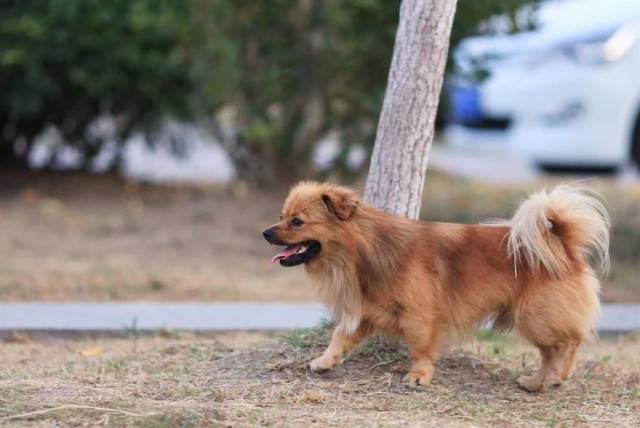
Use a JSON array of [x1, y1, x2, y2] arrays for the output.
[[263, 181, 360, 267]]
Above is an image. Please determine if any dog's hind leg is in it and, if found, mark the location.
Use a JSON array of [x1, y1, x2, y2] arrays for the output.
[[517, 337, 580, 391], [400, 316, 441, 387], [559, 339, 580, 380], [514, 273, 599, 392], [516, 288, 596, 392], [309, 321, 372, 373], [517, 342, 574, 392]]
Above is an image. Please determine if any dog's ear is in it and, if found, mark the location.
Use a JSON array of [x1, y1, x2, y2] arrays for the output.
[[322, 188, 359, 221]]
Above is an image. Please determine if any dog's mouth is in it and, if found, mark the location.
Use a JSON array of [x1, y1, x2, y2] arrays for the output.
[[271, 240, 321, 266]]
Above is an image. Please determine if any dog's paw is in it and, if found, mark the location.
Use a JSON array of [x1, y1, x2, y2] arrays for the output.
[[309, 355, 336, 373], [404, 370, 433, 387], [517, 373, 562, 393], [517, 375, 542, 392]]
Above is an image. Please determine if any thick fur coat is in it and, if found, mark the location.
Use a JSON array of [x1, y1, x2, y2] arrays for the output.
[[263, 181, 610, 392]]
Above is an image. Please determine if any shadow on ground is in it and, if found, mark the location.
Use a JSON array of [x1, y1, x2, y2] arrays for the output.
[[209, 327, 640, 427]]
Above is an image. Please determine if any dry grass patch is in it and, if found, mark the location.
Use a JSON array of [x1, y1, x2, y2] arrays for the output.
[[0, 327, 639, 427], [0, 171, 308, 302]]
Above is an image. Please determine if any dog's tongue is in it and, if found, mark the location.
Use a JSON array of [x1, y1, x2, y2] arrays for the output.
[[271, 245, 301, 263]]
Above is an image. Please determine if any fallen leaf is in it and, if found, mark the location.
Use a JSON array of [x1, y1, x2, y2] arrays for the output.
[[20, 188, 40, 202], [298, 389, 325, 404], [79, 346, 103, 357]]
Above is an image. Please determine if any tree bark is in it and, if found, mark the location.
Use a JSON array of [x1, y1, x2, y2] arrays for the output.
[[364, 0, 457, 219], [0, 142, 29, 169]]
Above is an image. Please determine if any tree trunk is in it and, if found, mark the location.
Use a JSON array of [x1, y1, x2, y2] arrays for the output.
[[364, 0, 457, 219], [0, 142, 29, 169]]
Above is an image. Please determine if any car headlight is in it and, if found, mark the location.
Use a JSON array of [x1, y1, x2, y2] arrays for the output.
[[560, 23, 640, 65]]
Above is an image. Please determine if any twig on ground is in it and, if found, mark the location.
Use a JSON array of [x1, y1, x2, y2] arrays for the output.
[[1, 404, 160, 421], [368, 359, 397, 371]]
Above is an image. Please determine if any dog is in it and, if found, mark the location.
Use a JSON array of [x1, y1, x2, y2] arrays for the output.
[[262, 181, 609, 392]]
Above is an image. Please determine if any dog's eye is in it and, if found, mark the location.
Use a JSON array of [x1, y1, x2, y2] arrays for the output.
[[290, 217, 304, 227]]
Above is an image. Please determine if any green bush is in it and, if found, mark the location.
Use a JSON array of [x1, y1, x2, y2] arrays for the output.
[[0, 0, 539, 181], [0, 0, 204, 167]]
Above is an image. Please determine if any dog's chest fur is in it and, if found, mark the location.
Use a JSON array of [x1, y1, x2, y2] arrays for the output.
[[305, 216, 420, 333], [307, 262, 363, 334]]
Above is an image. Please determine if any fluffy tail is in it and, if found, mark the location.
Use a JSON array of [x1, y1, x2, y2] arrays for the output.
[[508, 183, 610, 277]]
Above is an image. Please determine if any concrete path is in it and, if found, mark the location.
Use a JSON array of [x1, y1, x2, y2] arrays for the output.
[[0, 303, 326, 332], [0, 303, 638, 333], [429, 144, 538, 183], [428, 144, 640, 183]]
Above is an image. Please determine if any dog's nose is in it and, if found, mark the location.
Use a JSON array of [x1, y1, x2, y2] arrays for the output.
[[262, 228, 274, 241]]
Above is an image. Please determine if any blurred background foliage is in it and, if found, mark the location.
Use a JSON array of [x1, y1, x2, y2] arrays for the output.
[[0, 0, 539, 185], [0, 0, 198, 169]]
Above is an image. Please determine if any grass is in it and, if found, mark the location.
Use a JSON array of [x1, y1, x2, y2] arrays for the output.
[[0, 169, 638, 302], [1, 328, 639, 426]]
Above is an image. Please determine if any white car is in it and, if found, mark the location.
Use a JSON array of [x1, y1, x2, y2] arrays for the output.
[[446, 0, 640, 170]]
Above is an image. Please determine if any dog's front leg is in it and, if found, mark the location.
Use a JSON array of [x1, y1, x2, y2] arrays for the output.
[[309, 321, 371, 373]]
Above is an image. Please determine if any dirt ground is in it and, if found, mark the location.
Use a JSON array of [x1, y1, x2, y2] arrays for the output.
[[0, 170, 638, 302], [0, 171, 309, 302], [0, 329, 639, 426]]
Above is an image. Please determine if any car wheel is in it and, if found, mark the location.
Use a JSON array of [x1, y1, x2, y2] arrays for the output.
[[537, 163, 618, 175], [632, 111, 640, 168]]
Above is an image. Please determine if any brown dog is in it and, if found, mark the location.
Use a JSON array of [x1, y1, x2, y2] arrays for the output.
[[262, 181, 609, 392]]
